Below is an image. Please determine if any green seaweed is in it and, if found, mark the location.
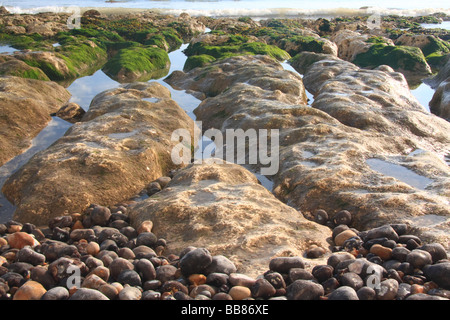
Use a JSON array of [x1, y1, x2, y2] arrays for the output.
[[184, 54, 216, 72]]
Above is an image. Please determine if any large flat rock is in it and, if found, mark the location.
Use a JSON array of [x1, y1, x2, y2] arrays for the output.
[[2, 82, 195, 225]]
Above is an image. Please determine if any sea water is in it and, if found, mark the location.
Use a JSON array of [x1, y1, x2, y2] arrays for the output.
[[2, 0, 450, 19]]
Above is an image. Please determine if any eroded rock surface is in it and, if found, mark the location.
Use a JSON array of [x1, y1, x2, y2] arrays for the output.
[[0, 76, 70, 166], [2, 82, 195, 225], [129, 161, 332, 277], [165, 53, 450, 248]]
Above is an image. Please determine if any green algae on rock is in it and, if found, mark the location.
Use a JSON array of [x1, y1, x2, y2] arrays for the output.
[[102, 45, 170, 82]]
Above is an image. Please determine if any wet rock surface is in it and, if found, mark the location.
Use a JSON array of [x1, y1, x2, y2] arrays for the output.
[[2, 82, 195, 225]]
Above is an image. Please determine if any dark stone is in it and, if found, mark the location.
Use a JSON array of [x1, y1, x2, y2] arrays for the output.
[[406, 249, 432, 269], [69, 288, 109, 300], [269, 256, 305, 273], [339, 272, 364, 290], [312, 265, 334, 283], [132, 245, 156, 259], [204, 255, 237, 275], [406, 239, 421, 250], [41, 286, 69, 300], [251, 278, 276, 299], [142, 290, 161, 300], [289, 268, 314, 282], [357, 286, 376, 300], [264, 271, 286, 289], [90, 205, 111, 226], [69, 228, 95, 242], [419, 243, 448, 263], [333, 210, 352, 225], [390, 224, 408, 236], [155, 264, 178, 283], [392, 246, 410, 262], [100, 239, 118, 252], [286, 280, 324, 300], [365, 225, 399, 242], [120, 226, 138, 239], [135, 259, 156, 282], [108, 257, 134, 280], [136, 232, 157, 248], [179, 248, 213, 276], [313, 209, 328, 225], [322, 277, 340, 295], [327, 252, 355, 269], [143, 280, 161, 291], [398, 235, 422, 245], [328, 286, 359, 300], [30, 266, 56, 289], [405, 293, 448, 300], [423, 262, 450, 289], [16, 247, 45, 265], [117, 269, 142, 287], [212, 292, 233, 300], [49, 216, 73, 230], [332, 225, 349, 240], [0, 272, 25, 287], [206, 273, 229, 287], [7, 262, 33, 277], [97, 228, 128, 247]]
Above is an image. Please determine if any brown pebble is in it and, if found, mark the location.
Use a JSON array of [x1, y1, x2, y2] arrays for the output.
[[410, 284, 424, 294], [189, 274, 207, 286], [334, 230, 357, 246], [13, 281, 47, 300], [7, 232, 38, 249], [72, 220, 84, 230], [86, 241, 100, 256], [370, 244, 393, 260], [137, 220, 153, 234], [229, 286, 251, 300]]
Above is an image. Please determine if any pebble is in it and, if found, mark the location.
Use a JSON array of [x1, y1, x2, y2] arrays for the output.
[[118, 286, 142, 300], [313, 209, 328, 225], [69, 287, 109, 300], [327, 286, 359, 300], [370, 244, 392, 260], [179, 248, 213, 276], [7, 232, 37, 249], [12, 280, 46, 300], [334, 229, 358, 246], [286, 280, 324, 300], [333, 210, 352, 226], [406, 249, 432, 269], [269, 256, 305, 273], [228, 286, 251, 300], [89, 205, 112, 226], [1, 202, 448, 301]]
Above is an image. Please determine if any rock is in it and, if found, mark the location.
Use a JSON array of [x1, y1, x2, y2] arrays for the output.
[[357, 286, 376, 300], [327, 286, 359, 300], [423, 262, 450, 289], [204, 255, 237, 275], [3, 82, 195, 225], [327, 252, 356, 269], [82, 274, 106, 290], [16, 247, 45, 265], [339, 272, 364, 291], [313, 209, 328, 225], [419, 243, 448, 263], [264, 272, 286, 289], [306, 245, 326, 259], [117, 270, 142, 287], [7, 232, 38, 249], [392, 246, 410, 262], [405, 293, 449, 300], [269, 257, 305, 274], [90, 205, 111, 227], [109, 258, 134, 281], [365, 225, 399, 242], [229, 273, 256, 288], [180, 248, 213, 276], [370, 244, 393, 260], [286, 280, 324, 300], [429, 78, 450, 121], [376, 279, 399, 300], [13, 280, 46, 300], [136, 232, 157, 248], [312, 265, 334, 283], [53, 102, 86, 123], [98, 283, 119, 300], [0, 59, 49, 81], [129, 162, 330, 277], [406, 249, 433, 269], [48, 257, 87, 283], [85, 242, 100, 256], [333, 210, 352, 225], [155, 265, 178, 283], [135, 259, 156, 282], [102, 46, 170, 83], [289, 268, 315, 282], [251, 278, 276, 299], [41, 286, 70, 300], [137, 220, 153, 234], [334, 229, 358, 246], [228, 286, 251, 300], [69, 288, 109, 300]]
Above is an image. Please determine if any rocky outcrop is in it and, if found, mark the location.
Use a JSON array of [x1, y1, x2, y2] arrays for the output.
[[427, 57, 450, 121], [165, 54, 450, 248], [2, 82, 195, 225], [0, 59, 49, 81], [331, 30, 432, 84], [129, 161, 332, 277], [0, 76, 70, 167], [0, 12, 69, 37]]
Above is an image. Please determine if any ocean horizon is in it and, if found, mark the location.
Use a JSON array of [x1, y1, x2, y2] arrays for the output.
[[2, 0, 450, 18]]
